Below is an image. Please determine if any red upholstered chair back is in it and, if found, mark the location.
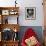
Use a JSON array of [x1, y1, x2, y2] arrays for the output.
[[21, 28, 41, 46]]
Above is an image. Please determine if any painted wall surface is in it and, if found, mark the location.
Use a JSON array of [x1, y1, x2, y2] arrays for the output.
[[0, 0, 44, 26]]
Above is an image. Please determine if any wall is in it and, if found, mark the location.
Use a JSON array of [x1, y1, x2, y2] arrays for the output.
[[0, 0, 44, 26]]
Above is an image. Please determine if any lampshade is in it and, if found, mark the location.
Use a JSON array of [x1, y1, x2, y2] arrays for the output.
[[13, 28, 17, 32]]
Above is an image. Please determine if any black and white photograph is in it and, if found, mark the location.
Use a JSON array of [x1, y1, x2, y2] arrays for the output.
[[25, 7, 36, 20]]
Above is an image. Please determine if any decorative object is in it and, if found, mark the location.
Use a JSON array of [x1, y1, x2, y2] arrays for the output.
[[25, 7, 36, 20], [13, 32, 18, 41], [5, 18, 8, 24], [14, 29, 17, 32], [2, 28, 13, 41], [15, 0, 17, 7], [2, 10, 9, 15], [9, 10, 18, 15], [2, 16, 8, 24]]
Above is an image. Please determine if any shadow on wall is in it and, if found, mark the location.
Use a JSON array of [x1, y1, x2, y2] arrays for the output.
[[18, 26, 43, 44]]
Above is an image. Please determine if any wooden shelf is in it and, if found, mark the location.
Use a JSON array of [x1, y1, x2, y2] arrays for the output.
[[0, 7, 19, 46], [0, 7, 19, 24], [2, 40, 19, 42], [1, 40, 19, 46], [0, 7, 19, 16], [0, 24, 20, 32]]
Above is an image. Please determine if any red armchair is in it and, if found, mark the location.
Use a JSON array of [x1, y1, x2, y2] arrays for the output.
[[21, 28, 41, 46]]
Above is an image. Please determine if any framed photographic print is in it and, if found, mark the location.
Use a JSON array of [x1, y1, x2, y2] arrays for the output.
[[2, 10, 9, 15], [25, 7, 36, 20]]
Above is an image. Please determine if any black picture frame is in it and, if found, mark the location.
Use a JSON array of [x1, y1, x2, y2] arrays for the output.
[[25, 7, 36, 20]]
